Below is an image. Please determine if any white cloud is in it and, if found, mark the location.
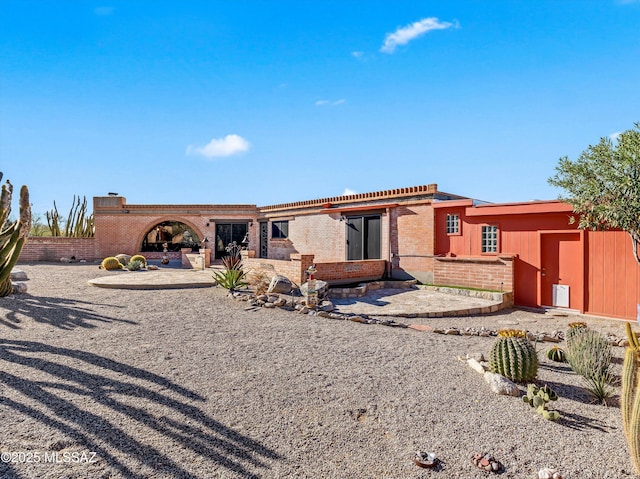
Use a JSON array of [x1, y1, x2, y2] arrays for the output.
[[381, 17, 454, 54], [186, 134, 250, 159], [609, 131, 622, 141], [351, 51, 364, 58], [342, 188, 357, 196], [315, 99, 346, 107], [94, 6, 114, 16]]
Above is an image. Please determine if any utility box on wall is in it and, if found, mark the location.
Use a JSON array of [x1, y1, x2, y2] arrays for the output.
[[552, 284, 570, 308]]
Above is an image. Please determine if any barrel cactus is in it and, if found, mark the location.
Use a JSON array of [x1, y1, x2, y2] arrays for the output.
[[489, 329, 538, 382], [101, 256, 124, 271], [547, 346, 566, 363], [621, 323, 640, 474], [130, 254, 147, 267], [0, 173, 32, 297]]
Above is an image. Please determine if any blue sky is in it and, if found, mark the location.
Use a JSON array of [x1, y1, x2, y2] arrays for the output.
[[1, 1, 639, 216]]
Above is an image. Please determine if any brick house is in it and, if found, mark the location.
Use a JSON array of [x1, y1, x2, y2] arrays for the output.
[[19, 184, 640, 321]]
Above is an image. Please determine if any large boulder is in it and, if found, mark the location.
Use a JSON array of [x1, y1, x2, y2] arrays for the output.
[[483, 371, 520, 396], [11, 282, 27, 294], [267, 275, 293, 294], [10, 269, 27, 281], [115, 254, 131, 266], [300, 280, 328, 298]]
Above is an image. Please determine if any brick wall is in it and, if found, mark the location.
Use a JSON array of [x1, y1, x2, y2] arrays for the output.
[[315, 260, 386, 284], [390, 203, 435, 283], [242, 254, 314, 284], [261, 213, 345, 262], [242, 253, 386, 286], [19, 237, 97, 262], [433, 256, 514, 292]]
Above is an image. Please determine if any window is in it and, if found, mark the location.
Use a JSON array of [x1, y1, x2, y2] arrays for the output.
[[271, 220, 289, 239], [481, 225, 498, 253], [446, 214, 460, 234], [346, 215, 381, 260]]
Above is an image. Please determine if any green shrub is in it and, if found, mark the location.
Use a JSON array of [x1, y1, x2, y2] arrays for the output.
[[566, 329, 614, 404]]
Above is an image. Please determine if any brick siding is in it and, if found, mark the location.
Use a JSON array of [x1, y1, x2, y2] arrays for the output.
[[433, 255, 514, 292]]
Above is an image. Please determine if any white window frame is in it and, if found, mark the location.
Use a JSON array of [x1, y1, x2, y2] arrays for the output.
[[446, 214, 460, 235], [481, 225, 499, 253]]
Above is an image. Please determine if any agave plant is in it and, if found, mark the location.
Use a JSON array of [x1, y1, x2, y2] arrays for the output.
[[213, 241, 248, 291], [212, 268, 248, 291]]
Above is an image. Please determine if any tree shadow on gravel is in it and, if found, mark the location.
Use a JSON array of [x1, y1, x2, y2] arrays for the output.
[[0, 339, 282, 479], [0, 294, 135, 330]]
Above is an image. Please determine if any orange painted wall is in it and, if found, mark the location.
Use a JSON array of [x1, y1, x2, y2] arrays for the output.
[[434, 201, 640, 320], [586, 230, 640, 320]]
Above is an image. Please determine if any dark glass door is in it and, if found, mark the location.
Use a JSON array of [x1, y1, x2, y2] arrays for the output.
[[346, 215, 381, 260], [215, 223, 248, 258]]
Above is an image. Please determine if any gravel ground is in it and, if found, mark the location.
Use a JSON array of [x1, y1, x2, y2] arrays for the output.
[[0, 263, 634, 479]]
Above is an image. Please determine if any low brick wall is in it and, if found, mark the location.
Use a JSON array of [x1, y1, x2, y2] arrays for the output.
[[242, 254, 314, 285], [19, 237, 97, 262], [433, 255, 514, 292], [242, 254, 386, 286], [315, 260, 386, 285], [329, 280, 417, 298]]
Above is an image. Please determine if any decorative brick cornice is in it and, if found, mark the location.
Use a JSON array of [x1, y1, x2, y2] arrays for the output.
[[259, 184, 466, 213]]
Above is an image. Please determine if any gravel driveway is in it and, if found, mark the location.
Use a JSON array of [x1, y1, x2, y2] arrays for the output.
[[0, 264, 634, 478]]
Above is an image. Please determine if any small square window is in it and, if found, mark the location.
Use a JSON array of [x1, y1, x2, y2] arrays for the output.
[[272, 220, 289, 239], [481, 225, 498, 253], [446, 214, 459, 234]]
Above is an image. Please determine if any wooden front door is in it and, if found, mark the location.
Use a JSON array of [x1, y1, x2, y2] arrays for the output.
[[540, 232, 583, 311]]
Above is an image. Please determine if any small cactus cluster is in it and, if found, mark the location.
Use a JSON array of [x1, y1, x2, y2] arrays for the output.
[[489, 329, 538, 382], [546, 346, 566, 362], [101, 257, 124, 271], [523, 384, 560, 421], [622, 323, 640, 474], [130, 254, 147, 267], [126, 260, 143, 271]]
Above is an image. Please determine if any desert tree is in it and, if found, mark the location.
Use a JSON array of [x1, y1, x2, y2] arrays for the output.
[[549, 123, 640, 264]]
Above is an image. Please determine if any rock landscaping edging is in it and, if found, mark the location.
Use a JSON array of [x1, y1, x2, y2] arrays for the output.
[[228, 291, 630, 347], [432, 325, 628, 347], [229, 291, 409, 328]]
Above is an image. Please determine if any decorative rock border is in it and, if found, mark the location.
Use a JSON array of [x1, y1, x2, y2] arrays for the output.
[[229, 290, 628, 346], [433, 326, 628, 347], [229, 291, 409, 328]]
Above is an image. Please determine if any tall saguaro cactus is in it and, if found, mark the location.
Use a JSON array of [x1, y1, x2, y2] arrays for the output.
[[622, 322, 640, 474], [0, 172, 32, 296]]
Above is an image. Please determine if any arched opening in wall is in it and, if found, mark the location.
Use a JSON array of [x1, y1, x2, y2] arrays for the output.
[[140, 221, 201, 252]]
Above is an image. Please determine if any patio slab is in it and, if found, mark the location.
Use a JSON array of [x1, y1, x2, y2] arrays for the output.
[[88, 269, 215, 289], [331, 287, 504, 318], [88, 269, 506, 317]]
